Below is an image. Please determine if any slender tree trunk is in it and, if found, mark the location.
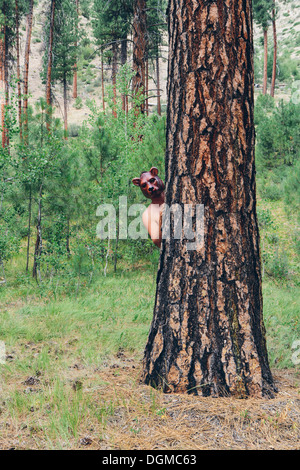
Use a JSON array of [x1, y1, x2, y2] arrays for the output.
[[156, 51, 161, 116], [15, 0, 22, 141], [0, 259, 6, 285], [46, 0, 55, 131], [0, 182, 5, 284], [33, 185, 43, 280], [145, 58, 149, 115], [23, 0, 34, 145], [4, 29, 10, 151], [112, 41, 118, 118], [114, 221, 119, 273], [26, 185, 32, 273], [263, 28, 268, 95], [63, 74, 68, 139], [0, 22, 6, 148], [132, 0, 148, 114], [101, 52, 105, 114], [121, 37, 127, 112], [270, 6, 277, 98], [141, 0, 276, 398], [73, 64, 78, 99], [72, 0, 79, 99], [66, 217, 70, 255]]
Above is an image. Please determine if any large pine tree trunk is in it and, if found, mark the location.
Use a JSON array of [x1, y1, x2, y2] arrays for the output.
[[132, 0, 147, 114], [141, 0, 276, 398], [46, 0, 55, 131], [270, 6, 277, 98], [23, 0, 34, 145], [263, 28, 268, 95]]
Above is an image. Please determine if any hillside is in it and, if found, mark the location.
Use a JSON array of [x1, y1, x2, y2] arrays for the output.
[[19, 0, 300, 126]]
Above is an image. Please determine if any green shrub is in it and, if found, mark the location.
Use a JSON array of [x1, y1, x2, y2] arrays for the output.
[[265, 248, 290, 280], [255, 98, 300, 170], [73, 97, 83, 109], [283, 158, 300, 221]]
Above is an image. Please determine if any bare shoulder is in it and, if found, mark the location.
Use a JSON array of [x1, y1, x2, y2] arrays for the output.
[[142, 206, 151, 223]]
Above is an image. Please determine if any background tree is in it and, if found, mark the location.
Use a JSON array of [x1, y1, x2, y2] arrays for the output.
[[141, 0, 277, 398], [0, 0, 17, 149], [23, 0, 34, 145], [132, 0, 148, 115], [146, 0, 167, 115], [45, 0, 55, 131], [72, 0, 79, 99], [43, 0, 77, 138], [270, 1, 278, 97], [253, 0, 273, 95], [92, 0, 133, 116]]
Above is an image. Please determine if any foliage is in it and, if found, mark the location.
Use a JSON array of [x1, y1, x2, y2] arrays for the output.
[[255, 95, 300, 169], [253, 0, 273, 30], [41, 0, 78, 85]]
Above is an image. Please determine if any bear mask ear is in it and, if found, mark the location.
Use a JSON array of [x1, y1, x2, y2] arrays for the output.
[[150, 167, 158, 176], [132, 178, 141, 186]]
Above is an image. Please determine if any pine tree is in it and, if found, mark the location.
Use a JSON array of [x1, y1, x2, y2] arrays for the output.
[[72, 0, 79, 99], [146, 0, 167, 115], [23, 0, 34, 145], [270, 1, 278, 97], [253, 0, 272, 95], [0, 0, 17, 149], [92, 0, 133, 116], [132, 0, 147, 115], [45, 0, 55, 131], [141, 0, 276, 398], [43, 0, 77, 138]]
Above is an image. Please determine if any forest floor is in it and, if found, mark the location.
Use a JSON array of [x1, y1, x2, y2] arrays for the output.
[[0, 266, 299, 451], [0, 352, 299, 450]]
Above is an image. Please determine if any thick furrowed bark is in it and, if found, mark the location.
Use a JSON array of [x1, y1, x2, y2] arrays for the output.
[[141, 0, 276, 398]]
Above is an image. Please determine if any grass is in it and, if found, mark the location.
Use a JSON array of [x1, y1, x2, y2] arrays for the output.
[[0, 185, 299, 449], [0, 259, 299, 449]]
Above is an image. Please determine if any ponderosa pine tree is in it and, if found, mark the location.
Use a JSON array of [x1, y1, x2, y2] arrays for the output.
[[43, 0, 77, 138], [15, 0, 22, 140], [0, 0, 17, 149], [45, 0, 55, 131], [23, 0, 34, 145], [0, 6, 6, 149], [132, 0, 147, 115], [72, 0, 79, 99], [141, 0, 277, 398], [146, 0, 167, 115], [93, 0, 133, 116], [253, 0, 272, 94], [270, 1, 277, 98]]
